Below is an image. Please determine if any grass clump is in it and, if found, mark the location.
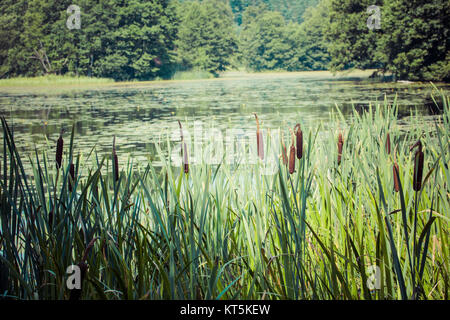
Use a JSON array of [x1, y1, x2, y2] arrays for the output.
[[0, 90, 448, 300]]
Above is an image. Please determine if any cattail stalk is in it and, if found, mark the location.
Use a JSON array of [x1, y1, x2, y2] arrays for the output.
[[410, 140, 424, 192], [295, 124, 303, 159], [254, 113, 264, 160], [337, 132, 344, 165], [178, 121, 189, 174], [289, 130, 296, 174]]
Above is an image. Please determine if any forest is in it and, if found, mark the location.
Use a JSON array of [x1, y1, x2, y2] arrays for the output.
[[0, 0, 449, 81]]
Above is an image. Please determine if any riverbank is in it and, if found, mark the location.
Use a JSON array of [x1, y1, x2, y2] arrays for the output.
[[0, 70, 377, 92]]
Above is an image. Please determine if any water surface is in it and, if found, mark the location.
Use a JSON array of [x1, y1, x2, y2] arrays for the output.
[[0, 72, 448, 168]]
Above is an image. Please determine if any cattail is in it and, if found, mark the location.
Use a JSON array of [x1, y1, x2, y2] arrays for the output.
[[113, 136, 119, 181], [56, 131, 64, 169], [281, 135, 288, 166], [178, 121, 189, 174], [69, 163, 75, 192], [337, 132, 344, 165], [254, 113, 264, 160], [295, 124, 303, 159], [289, 130, 296, 174], [386, 132, 391, 155], [410, 140, 424, 192]]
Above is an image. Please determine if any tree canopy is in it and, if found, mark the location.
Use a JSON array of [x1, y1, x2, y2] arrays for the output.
[[0, 0, 448, 81]]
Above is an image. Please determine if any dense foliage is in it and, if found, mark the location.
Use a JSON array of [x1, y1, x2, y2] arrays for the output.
[[327, 0, 450, 81], [0, 0, 448, 80]]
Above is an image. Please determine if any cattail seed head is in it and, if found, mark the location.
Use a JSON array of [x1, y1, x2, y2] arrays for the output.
[[295, 124, 303, 159], [393, 162, 400, 192], [56, 132, 63, 169], [183, 142, 189, 174], [386, 132, 391, 155], [337, 132, 344, 165], [254, 113, 264, 160], [288, 130, 296, 174], [410, 140, 424, 192], [113, 136, 119, 182]]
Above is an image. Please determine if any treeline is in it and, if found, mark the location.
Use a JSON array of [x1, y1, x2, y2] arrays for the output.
[[0, 0, 448, 81]]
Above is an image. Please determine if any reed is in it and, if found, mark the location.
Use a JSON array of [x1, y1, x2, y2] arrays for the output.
[[254, 113, 264, 160], [386, 132, 391, 155], [337, 132, 343, 165], [113, 136, 119, 181], [178, 120, 189, 174], [0, 90, 448, 300], [288, 129, 296, 174], [56, 131, 64, 169], [295, 124, 303, 159]]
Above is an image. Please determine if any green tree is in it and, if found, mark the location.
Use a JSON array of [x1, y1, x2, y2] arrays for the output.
[[377, 0, 449, 81], [0, 0, 178, 80], [326, 0, 382, 72], [175, 0, 238, 76], [240, 9, 293, 71], [284, 0, 330, 71]]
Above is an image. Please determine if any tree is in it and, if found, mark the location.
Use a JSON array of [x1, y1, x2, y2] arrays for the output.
[[284, 0, 331, 71], [0, 0, 178, 80], [326, 0, 382, 72], [175, 0, 238, 76], [240, 8, 297, 71], [377, 0, 449, 81]]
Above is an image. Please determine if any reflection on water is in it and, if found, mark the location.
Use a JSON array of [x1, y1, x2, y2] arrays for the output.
[[0, 74, 448, 169]]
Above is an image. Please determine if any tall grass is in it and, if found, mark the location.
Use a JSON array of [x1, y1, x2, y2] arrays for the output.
[[0, 75, 113, 87], [0, 90, 448, 300]]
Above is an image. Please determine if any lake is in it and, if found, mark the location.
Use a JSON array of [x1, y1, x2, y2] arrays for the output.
[[0, 71, 448, 169]]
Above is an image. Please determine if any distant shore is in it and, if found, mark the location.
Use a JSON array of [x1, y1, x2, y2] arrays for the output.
[[1, 69, 443, 94]]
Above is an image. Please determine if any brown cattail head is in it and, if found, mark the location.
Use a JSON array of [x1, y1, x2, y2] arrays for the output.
[[393, 162, 400, 192], [386, 132, 391, 155], [288, 130, 296, 174], [56, 131, 64, 169], [410, 140, 424, 192], [295, 124, 303, 159], [337, 132, 344, 165], [113, 136, 119, 182], [254, 113, 264, 160], [69, 163, 75, 192], [178, 121, 189, 174], [183, 142, 189, 174]]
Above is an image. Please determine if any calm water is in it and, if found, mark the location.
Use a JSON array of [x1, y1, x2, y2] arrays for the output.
[[0, 73, 448, 168]]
